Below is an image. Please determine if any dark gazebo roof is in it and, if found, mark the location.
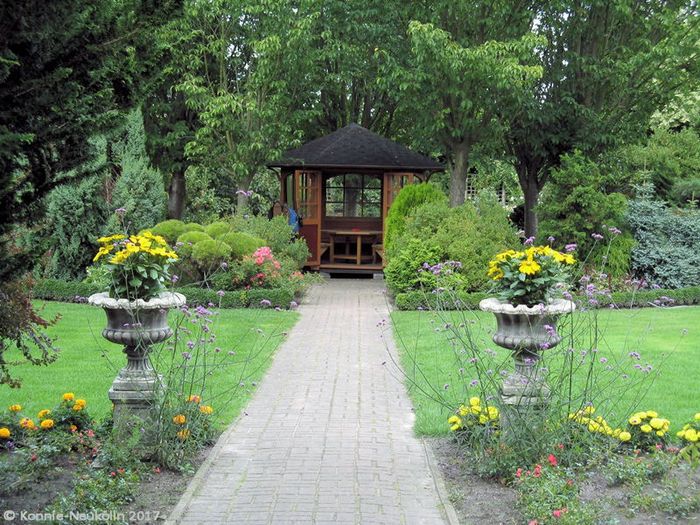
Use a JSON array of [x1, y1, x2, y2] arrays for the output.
[[268, 123, 443, 172]]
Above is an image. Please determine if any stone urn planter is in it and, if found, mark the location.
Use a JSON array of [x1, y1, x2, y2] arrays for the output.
[[88, 292, 186, 425], [479, 298, 575, 411]]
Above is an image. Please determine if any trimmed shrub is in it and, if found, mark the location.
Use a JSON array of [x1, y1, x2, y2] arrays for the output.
[[45, 175, 110, 280], [32, 279, 102, 302], [176, 231, 212, 256], [184, 222, 205, 232], [627, 193, 700, 288], [384, 239, 443, 295], [226, 214, 309, 268], [217, 232, 266, 260], [206, 221, 232, 238], [191, 240, 232, 267], [152, 220, 189, 243], [385, 183, 447, 259]]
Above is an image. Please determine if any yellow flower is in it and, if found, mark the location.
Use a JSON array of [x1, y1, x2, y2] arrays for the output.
[[685, 429, 698, 442], [519, 259, 541, 276], [469, 397, 481, 407], [628, 416, 641, 426], [63, 393, 75, 402], [72, 399, 87, 411], [70, 425, 78, 432], [458, 405, 469, 417], [487, 406, 499, 420], [649, 418, 664, 430], [582, 406, 595, 415], [694, 413, 700, 421], [470, 406, 481, 415], [478, 415, 489, 425], [187, 395, 201, 404], [177, 429, 191, 441], [448, 415, 462, 431], [645, 410, 658, 418], [632, 412, 647, 420], [97, 234, 126, 244], [640, 424, 652, 433], [72, 404, 84, 412], [487, 265, 504, 280], [173, 414, 186, 425], [40, 419, 55, 430], [9, 404, 22, 412], [199, 405, 214, 415], [619, 431, 632, 442], [677, 430, 685, 438], [0, 427, 10, 439], [19, 418, 35, 429], [655, 431, 665, 437], [38, 409, 51, 419]]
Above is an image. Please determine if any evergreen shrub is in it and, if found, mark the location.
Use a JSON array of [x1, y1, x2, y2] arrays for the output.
[[151, 220, 189, 243]]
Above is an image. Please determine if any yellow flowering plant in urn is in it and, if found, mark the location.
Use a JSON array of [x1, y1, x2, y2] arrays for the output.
[[487, 245, 575, 307], [92, 232, 178, 301]]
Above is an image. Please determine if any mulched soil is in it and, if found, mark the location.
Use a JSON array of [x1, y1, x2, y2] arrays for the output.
[[429, 437, 700, 525]]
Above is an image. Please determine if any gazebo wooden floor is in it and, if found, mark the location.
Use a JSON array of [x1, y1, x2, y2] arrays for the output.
[[319, 263, 383, 274]]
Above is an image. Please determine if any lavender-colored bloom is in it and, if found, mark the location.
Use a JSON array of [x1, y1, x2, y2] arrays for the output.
[[469, 357, 478, 364], [588, 298, 599, 306], [539, 342, 550, 350], [171, 275, 180, 283], [543, 324, 556, 337], [608, 226, 622, 235], [524, 236, 535, 246], [289, 301, 298, 309], [115, 207, 127, 214], [592, 233, 604, 241], [562, 291, 573, 301], [182, 352, 192, 360], [186, 340, 195, 349], [633, 363, 642, 369], [236, 189, 254, 197], [565, 243, 577, 253], [195, 305, 213, 317], [547, 236, 555, 243], [469, 379, 479, 387], [228, 350, 236, 356], [628, 351, 641, 360]]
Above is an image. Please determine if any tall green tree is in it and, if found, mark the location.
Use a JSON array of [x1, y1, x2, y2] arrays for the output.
[[508, 0, 700, 237], [382, 2, 543, 206]]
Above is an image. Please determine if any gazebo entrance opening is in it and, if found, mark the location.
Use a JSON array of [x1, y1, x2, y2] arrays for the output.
[[267, 124, 443, 273]]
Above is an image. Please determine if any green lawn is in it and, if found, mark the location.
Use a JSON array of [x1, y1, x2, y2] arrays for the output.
[[0, 301, 298, 428], [392, 306, 700, 436]]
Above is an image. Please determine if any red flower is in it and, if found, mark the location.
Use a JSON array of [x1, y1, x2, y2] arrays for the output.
[[548, 453, 558, 467], [117, 468, 125, 474], [556, 443, 564, 450], [153, 466, 161, 474], [515, 468, 523, 478], [30, 454, 38, 462], [528, 520, 539, 525], [566, 479, 574, 487], [110, 471, 116, 477], [533, 464, 542, 478]]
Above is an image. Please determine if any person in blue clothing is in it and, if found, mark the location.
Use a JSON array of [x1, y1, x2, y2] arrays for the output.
[[283, 203, 300, 234]]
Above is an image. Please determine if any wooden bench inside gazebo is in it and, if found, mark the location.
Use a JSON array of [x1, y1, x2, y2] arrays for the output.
[[267, 124, 444, 273]]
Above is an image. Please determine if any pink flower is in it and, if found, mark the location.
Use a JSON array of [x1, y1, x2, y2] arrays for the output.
[[552, 508, 568, 518], [515, 468, 523, 478], [528, 520, 539, 525], [548, 454, 558, 467], [533, 464, 542, 478]]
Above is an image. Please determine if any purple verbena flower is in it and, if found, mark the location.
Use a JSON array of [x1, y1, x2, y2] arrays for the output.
[[260, 299, 272, 307], [592, 233, 604, 241], [216, 290, 225, 297]]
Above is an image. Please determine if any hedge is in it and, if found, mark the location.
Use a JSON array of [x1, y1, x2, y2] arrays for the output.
[[32, 280, 298, 309], [393, 287, 700, 311]]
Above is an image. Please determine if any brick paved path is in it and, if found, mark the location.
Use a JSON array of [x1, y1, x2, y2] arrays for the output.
[[167, 279, 449, 525]]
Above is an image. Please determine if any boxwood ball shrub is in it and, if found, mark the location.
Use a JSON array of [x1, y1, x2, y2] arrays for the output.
[[176, 231, 212, 256], [184, 222, 205, 232], [191, 239, 233, 267], [385, 183, 448, 259], [205, 221, 232, 238], [151, 220, 189, 243], [217, 232, 266, 260]]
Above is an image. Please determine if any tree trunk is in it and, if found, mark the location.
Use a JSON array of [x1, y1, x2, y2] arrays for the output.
[[167, 170, 186, 219], [236, 173, 255, 210], [449, 144, 470, 207], [518, 165, 540, 238]]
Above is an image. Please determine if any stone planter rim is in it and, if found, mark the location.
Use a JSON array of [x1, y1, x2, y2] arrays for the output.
[[88, 291, 186, 310], [479, 297, 576, 316]]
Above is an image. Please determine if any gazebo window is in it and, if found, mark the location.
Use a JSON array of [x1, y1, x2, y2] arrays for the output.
[[325, 174, 381, 217]]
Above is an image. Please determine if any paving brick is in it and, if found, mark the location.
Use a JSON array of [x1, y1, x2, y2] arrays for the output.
[[167, 280, 446, 524]]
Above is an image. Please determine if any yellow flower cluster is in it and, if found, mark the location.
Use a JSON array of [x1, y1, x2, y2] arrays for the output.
[[627, 410, 670, 437], [488, 245, 575, 280], [448, 397, 499, 431], [0, 427, 10, 439], [571, 407, 671, 444], [9, 404, 22, 412], [677, 413, 700, 443], [93, 231, 178, 265], [569, 406, 622, 438]]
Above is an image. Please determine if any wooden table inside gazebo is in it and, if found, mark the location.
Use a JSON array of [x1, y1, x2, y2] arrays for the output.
[[323, 229, 382, 265]]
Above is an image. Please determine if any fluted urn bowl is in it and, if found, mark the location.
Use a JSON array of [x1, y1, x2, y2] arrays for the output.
[[88, 292, 186, 346]]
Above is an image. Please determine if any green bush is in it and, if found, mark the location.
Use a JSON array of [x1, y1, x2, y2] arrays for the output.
[[226, 214, 309, 268], [539, 151, 633, 278], [670, 177, 700, 207], [191, 240, 232, 267], [184, 222, 205, 232], [151, 220, 189, 243], [627, 193, 700, 288], [431, 194, 519, 291], [385, 183, 447, 259], [105, 109, 167, 233], [176, 231, 212, 256], [206, 221, 232, 238], [217, 232, 266, 260], [32, 279, 102, 302], [384, 239, 443, 295], [45, 175, 110, 280]]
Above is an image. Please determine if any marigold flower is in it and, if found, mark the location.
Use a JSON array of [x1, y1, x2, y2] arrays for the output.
[[187, 395, 201, 404], [72, 404, 84, 412], [173, 414, 186, 425], [685, 429, 698, 442], [469, 397, 481, 407], [9, 404, 22, 412], [0, 427, 10, 439], [645, 410, 658, 418], [199, 405, 214, 415], [619, 431, 632, 442], [655, 431, 665, 437], [63, 393, 75, 402], [177, 429, 191, 441], [38, 409, 51, 419], [70, 425, 78, 432], [40, 419, 55, 430], [694, 413, 700, 421], [628, 416, 641, 426], [649, 417, 664, 430], [640, 424, 652, 433], [19, 418, 35, 429]]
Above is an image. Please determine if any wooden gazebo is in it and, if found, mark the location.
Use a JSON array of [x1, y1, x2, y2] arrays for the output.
[[267, 124, 444, 272]]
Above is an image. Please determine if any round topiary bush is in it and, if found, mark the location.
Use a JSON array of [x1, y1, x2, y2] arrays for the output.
[[151, 219, 189, 243], [206, 221, 232, 238], [217, 232, 266, 260], [184, 222, 205, 232], [191, 240, 233, 267], [176, 231, 212, 256]]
